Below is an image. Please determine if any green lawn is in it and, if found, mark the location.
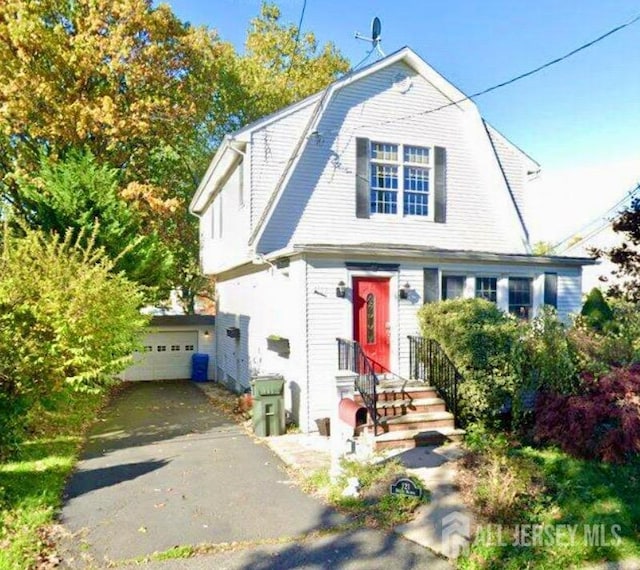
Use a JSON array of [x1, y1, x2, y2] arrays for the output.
[[0, 387, 111, 570], [459, 446, 640, 569]]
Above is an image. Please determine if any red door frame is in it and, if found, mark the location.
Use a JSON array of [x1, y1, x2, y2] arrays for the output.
[[352, 277, 390, 373]]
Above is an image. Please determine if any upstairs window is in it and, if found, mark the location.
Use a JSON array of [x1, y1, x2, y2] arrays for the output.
[[370, 143, 399, 214], [370, 142, 431, 217]]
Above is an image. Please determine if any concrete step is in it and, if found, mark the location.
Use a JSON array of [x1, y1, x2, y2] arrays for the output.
[[354, 385, 439, 405], [378, 411, 454, 432], [373, 427, 466, 450], [376, 397, 446, 416]]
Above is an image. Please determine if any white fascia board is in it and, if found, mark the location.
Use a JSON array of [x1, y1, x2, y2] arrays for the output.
[[484, 121, 541, 172], [189, 138, 245, 215]]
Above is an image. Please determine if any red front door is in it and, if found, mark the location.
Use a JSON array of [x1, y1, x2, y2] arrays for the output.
[[353, 277, 390, 373]]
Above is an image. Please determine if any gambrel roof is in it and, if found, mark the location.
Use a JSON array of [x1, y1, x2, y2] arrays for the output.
[[190, 47, 539, 249]]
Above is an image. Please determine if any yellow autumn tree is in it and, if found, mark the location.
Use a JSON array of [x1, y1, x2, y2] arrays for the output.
[[0, 1, 350, 308], [0, 0, 228, 210]]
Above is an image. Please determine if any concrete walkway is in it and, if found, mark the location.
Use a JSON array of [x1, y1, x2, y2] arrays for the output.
[[58, 381, 344, 567], [266, 433, 471, 559]]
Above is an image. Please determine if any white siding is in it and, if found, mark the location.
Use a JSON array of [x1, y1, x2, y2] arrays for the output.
[[215, 259, 309, 429], [200, 164, 250, 274], [303, 257, 584, 428], [250, 101, 317, 229], [557, 271, 583, 322], [485, 123, 530, 234], [258, 62, 527, 255]]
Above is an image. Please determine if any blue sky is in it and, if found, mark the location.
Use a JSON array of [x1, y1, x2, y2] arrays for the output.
[[167, 0, 639, 243]]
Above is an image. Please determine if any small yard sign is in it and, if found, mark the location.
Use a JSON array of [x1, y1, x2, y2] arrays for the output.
[[390, 478, 422, 498]]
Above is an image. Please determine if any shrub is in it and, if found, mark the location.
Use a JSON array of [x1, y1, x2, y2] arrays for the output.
[[0, 225, 149, 455], [517, 307, 580, 395], [418, 298, 524, 426], [581, 287, 614, 331], [534, 365, 640, 463], [571, 298, 640, 373]]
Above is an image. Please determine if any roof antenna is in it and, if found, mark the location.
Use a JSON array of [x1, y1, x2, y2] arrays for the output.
[[355, 16, 384, 57]]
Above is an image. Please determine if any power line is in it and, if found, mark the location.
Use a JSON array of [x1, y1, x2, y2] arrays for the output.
[[364, 11, 640, 129], [554, 181, 640, 252], [284, 0, 308, 85]]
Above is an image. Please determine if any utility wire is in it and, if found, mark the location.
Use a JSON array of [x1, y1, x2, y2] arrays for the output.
[[284, 0, 308, 85], [367, 11, 640, 128], [554, 182, 640, 252]]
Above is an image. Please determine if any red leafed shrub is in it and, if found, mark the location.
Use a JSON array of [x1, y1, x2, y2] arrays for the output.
[[534, 365, 640, 463]]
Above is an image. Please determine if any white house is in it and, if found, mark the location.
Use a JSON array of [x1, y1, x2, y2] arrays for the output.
[[189, 47, 592, 438]]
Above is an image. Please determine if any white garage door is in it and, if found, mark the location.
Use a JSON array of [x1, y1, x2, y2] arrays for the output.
[[124, 331, 199, 381]]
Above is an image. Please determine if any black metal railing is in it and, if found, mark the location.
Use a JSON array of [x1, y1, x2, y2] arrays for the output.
[[408, 335, 461, 423], [337, 338, 381, 434]]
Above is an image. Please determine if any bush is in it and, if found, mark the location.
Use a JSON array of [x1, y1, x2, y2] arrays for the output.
[[418, 299, 524, 426], [571, 298, 640, 373], [534, 365, 640, 463], [0, 225, 149, 456], [580, 287, 614, 332], [517, 307, 580, 395]]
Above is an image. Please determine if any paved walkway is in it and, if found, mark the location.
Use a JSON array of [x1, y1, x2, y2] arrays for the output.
[[59, 381, 344, 567]]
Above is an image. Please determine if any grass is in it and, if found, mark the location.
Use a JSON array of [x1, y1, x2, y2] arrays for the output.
[[302, 458, 429, 529], [458, 438, 640, 569], [0, 386, 114, 570]]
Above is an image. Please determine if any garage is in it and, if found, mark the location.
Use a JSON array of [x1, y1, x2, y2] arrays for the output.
[[121, 315, 215, 381]]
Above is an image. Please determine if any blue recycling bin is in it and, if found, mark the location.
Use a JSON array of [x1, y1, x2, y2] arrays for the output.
[[191, 353, 209, 382]]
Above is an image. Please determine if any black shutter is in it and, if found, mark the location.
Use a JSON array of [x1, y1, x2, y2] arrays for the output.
[[355, 137, 370, 219], [423, 268, 439, 303], [434, 146, 446, 223], [544, 272, 558, 308]]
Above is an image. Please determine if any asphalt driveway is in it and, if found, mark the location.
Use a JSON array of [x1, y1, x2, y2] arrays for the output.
[[58, 381, 344, 567]]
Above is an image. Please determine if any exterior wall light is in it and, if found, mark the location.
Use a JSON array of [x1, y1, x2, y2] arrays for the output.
[[399, 282, 411, 300], [204, 330, 210, 339], [336, 281, 347, 298]]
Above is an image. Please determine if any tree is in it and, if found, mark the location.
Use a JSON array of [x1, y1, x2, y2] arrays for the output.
[[0, 1, 349, 310], [0, 0, 227, 204], [532, 241, 556, 255], [16, 149, 173, 291], [593, 192, 640, 302], [0, 223, 149, 453], [212, 3, 350, 140]]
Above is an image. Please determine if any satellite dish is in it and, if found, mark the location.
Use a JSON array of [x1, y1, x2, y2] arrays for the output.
[[372, 17, 381, 43], [354, 16, 385, 57]]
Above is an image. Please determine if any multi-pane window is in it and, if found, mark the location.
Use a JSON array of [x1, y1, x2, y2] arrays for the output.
[[442, 276, 465, 300], [157, 345, 167, 352], [184, 344, 195, 352], [509, 277, 533, 319], [403, 145, 430, 216], [370, 142, 399, 214], [476, 277, 498, 303], [370, 142, 431, 216], [171, 345, 180, 352]]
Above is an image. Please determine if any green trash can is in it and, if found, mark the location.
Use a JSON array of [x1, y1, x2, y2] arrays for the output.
[[251, 375, 285, 437]]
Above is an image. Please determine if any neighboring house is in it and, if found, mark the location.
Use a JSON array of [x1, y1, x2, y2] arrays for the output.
[[558, 221, 619, 293], [189, 47, 592, 435]]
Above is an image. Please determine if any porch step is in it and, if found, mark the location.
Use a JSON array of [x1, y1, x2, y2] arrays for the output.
[[379, 410, 454, 432], [373, 427, 466, 450], [354, 385, 439, 405], [376, 397, 446, 416]]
